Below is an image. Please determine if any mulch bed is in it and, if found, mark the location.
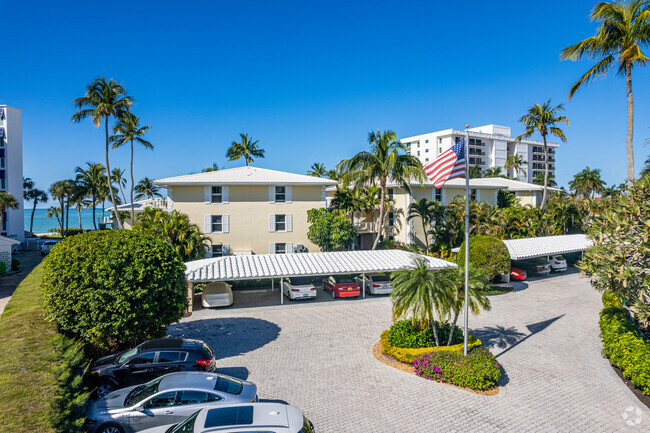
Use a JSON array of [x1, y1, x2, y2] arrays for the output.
[[609, 363, 650, 410], [372, 341, 499, 395]]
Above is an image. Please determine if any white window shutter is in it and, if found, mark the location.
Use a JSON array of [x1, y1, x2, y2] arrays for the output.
[[286, 214, 293, 232], [286, 186, 292, 203], [205, 246, 212, 258], [269, 214, 275, 232], [204, 186, 211, 203], [223, 244, 230, 256], [287, 242, 293, 253], [223, 186, 229, 204], [269, 186, 275, 203], [223, 215, 229, 233], [204, 215, 211, 233], [269, 243, 275, 254]]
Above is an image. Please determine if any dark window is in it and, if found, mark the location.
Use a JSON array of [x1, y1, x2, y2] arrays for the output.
[[211, 215, 222, 232], [158, 351, 184, 363], [215, 375, 244, 395], [274, 243, 286, 254], [275, 215, 286, 232], [144, 391, 177, 409], [177, 391, 219, 406], [435, 188, 442, 201], [211, 186, 222, 203], [212, 245, 223, 257], [205, 406, 254, 428], [470, 189, 477, 201], [275, 186, 286, 202], [129, 352, 156, 365], [387, 212, 395, 227]]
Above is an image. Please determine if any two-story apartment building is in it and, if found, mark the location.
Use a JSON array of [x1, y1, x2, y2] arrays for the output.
[[0, 105, 24, 242], [154, 167, 337, 256], [401, 124, 559, 183]]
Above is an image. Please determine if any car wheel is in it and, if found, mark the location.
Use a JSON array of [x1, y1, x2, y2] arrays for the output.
[[96, 381, 116, 399], [98, 424, 124, 433], [331, 290, 336, 299]]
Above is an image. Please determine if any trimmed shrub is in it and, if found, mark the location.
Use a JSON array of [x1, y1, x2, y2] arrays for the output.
[[387, 319, 463, 348], [414, 346, 501, 390], [381, 330, 482, 365], [602, 290, 622, 308], [457, 236, 510, 279], [42, 230, 188, 352], [0, 262, 6, 274], [599, 306, 650, 395]]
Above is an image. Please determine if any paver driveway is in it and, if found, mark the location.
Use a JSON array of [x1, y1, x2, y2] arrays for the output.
[[168, 270, 650, 432]]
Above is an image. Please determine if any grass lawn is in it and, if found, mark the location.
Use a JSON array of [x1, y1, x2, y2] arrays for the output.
[[486, 285, 514, 296], [0, 263, 59, 433]]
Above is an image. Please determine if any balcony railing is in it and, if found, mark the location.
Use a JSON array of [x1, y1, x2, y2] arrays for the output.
[[354, 220, 378, 232]]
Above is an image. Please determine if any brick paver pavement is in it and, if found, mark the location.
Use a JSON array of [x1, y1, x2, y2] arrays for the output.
[[168, 270, 650, 432]]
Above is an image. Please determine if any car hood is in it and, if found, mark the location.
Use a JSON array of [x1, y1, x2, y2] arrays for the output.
[[90, 352, 124, 369], [86, 386, 136, 415]]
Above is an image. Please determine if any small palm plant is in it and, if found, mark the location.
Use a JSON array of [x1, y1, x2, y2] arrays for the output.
[[504, 154, 529, 179], [406, 198, 438, 253]]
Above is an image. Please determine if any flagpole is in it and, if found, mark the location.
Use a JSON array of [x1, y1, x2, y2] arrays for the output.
[[463, 125, 470, 357]]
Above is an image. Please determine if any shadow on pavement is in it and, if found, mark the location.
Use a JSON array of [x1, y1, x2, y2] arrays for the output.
[[168, 317, 281, 360]]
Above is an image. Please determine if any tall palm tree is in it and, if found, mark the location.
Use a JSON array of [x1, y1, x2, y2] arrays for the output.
[[72, 77, 133, 229], [504, 154, 529, 179], [483, 167, 503, 178], [201, 163, 220, 172], [226, 133, 265, 166], [23, 177, 34, 200], [110, 168, 128, 205], [569, 166, 606, 198], [307, 163, 327, 177], [46, 206, 61, 231], [75, 162, 105, 230], [390, 257, 453, 346], [338, 130, 426, 250], [517, 100, 569, 209], [49, 181, 69, 236], [111, 113, 153, 221], [406, 198, 437, 252], [561, 0, 650, 186], [0, 192, 18, 234], [134, 177, 163, 200], [71, 183, 89, 230], [26, 188, 47, 233]]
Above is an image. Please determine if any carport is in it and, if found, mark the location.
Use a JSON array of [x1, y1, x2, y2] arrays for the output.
[[184, 249, 456, 312], [502, 234, 592, 261]]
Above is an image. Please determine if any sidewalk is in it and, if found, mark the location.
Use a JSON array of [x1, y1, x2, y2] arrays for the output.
[[0, 251, 43, 316]]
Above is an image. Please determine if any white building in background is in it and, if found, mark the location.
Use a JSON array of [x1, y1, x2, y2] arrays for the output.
[[0, 105, 23, 242], [401, 124, 559, 183]]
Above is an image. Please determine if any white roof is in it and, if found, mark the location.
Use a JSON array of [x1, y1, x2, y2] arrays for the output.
[[106, 198, 168, 212], [0, 235, 20, 245], [185, 249, 456, 283], [503, 234, 592, 261], [381, 177, 556, 192], [155, 166, 337, 187]]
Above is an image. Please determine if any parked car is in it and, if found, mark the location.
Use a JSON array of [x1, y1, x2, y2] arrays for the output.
[[354, 273, 393, 295], [513, 258, 551, 276], [282, 276, 317, 300], [322, 275, 360, 299], [201, 282, 234, 308], [40, 240, 60, 255], [510, 267, 527, 281], [137, 403, 315, 433], [83, 372, 258, 433], [83, 338, 216, 399], [549, 255, 568, 272]]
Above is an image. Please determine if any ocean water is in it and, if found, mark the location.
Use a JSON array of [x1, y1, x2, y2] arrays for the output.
[[25, 208, 108, 233]]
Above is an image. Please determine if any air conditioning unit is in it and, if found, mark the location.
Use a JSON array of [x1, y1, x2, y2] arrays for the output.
[[293, 244, 309, 253]]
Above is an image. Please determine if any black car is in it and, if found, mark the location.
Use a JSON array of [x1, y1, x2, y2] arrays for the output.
[[83, 338, 216, 398]]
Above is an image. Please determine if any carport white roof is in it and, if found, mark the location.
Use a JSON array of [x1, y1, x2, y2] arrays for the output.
[[185, 249, 456, 283], [503, 234, 592, 261]]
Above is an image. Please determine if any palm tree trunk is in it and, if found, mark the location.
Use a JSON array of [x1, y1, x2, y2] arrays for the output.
[[447, 310, 460, 346], [78, 207, 83, 230], [540, 134, 549, 209], [625, 62, 635, 187], [92, 191, 97, 230], [30, 200, 37, 232], [105, 117, 123, 229], [130, 139, 135, 223], [58, 197, 65, 236], [431, 321, 440, 347], [371, 180, 387, 250], [65, 199, 70, 230], [422, 219, 429, 253]]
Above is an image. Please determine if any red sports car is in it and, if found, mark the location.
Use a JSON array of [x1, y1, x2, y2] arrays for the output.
[[323, 275, 360, 298], [510, 267, 527, 281]]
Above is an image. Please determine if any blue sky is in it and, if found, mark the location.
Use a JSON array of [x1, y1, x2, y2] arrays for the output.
[[5, 0, 650, 206]]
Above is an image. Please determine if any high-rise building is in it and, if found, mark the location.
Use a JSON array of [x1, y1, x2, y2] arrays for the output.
[[401, 124, 559, 183], [0, 105, 24, 242]]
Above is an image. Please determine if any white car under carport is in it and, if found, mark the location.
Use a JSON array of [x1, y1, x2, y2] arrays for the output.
[[201, 282, 234, 308], [282, 276, 317, 300], [355, 273, 393, 295]]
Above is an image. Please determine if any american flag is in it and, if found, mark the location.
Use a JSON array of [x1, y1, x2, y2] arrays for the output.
[[423, 138, 466, 188]]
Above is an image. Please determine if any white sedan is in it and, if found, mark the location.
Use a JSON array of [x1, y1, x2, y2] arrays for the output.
[[282, 276, 317, 300], [549, 255, 568, 272], [355, 273, 393, 295]]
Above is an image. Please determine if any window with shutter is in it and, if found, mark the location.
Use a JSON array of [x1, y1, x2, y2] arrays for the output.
[[275, 215, 286, 232]]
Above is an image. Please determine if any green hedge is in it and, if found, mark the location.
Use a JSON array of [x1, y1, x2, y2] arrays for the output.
[[457, 236, 510, 279], [381, 330, 482, 365], [387, 319, 463, 348], [602, 290, 622, 308], [599, 306, 650, 395]]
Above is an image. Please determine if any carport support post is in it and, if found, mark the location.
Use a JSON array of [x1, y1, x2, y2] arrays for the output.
[[280, 278, 284, 305], [187, 282, 194, 315], [362, 273, 366, 298]]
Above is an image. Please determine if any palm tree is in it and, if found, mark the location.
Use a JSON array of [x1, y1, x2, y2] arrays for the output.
[[26, 188, 47, 233], [533, 172, 558, 187], [226, 133, 265, 166], [641, 155, 650, 177], [201, 163, 219, 172], [23, 177, 34, 200], [134, 177, 163, 200], [444, 266, 492, 346], [561, 1, 650, 186], [307, 163, 327, 177], [483, 167, 503, 178], [517, 100, 569, 209], [468, 166, 483, 179], [504, 154, 529, 179], [110, 168, 128, 205], [46, 206, 61, 231], [569, 166, 606, 198], [0, 192, 18, 234], [49, 181, 69, 236], [111, 113, 153, 221], [407, 198, 437, 252], [390, 257, 452, 347], [72, 77, 133, 229], [71, 183, 89, 230], [75, 162, 105, 230], [338, 130, 426, 250]]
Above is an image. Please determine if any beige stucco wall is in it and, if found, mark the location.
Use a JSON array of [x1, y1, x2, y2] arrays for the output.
[[169, 184, 325, 254]]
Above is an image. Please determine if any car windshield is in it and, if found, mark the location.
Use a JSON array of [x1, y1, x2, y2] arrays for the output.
[[371, 275, 390, 282], [168, 410, 199, 433], [215, 375, 243, 395], [125, 377, 162, 407], [334, 275, 354, 283], [117, 347, 139, 364], [289, 277, 313, 286]]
